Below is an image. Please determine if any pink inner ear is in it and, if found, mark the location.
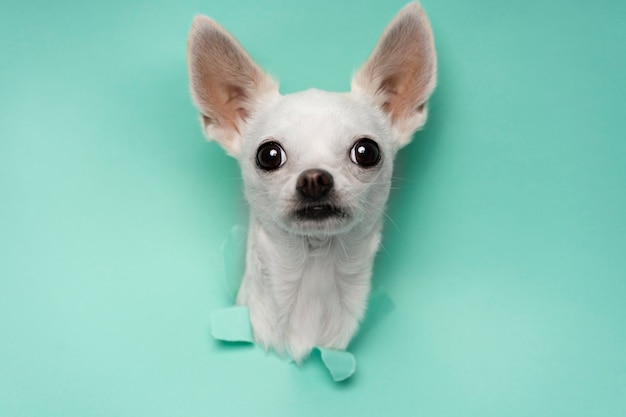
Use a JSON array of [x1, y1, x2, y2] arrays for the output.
[[379, 73, 424, 123], [201, 114, 215, 127], [225, 85, 246, 104], [377, 75, 399, 96], [195, 81, 251, 132], [225, 85, 251, 124]]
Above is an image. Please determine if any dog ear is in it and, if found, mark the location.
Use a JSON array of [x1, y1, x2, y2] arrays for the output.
[[351, 2, 437, 148], [187, 16, 279, 157]]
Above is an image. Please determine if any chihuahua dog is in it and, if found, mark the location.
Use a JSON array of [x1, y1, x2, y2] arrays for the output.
[[187, 2, 436, 362]]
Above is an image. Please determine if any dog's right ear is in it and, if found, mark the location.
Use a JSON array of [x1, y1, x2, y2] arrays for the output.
[[351, 2, 437, 149], [187, 16, 279, 157]]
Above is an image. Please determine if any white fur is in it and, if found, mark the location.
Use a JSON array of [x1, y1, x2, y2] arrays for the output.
[[187, 2, 437, 362]]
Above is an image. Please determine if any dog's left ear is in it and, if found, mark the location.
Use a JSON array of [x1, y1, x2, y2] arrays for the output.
[[187, 16, 279, 157], [351, 2, 437, 148]]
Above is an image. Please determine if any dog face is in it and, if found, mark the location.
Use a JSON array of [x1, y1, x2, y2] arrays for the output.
[[239, 89, 395, 237], [188, 2, 436, 236]]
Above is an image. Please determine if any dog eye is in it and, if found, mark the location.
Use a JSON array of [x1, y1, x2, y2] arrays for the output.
[[256, 141, 287, 171], [350, 138, 380, 167]]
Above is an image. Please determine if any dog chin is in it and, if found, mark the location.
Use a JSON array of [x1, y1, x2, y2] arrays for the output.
[[283, 204, 353, 236]]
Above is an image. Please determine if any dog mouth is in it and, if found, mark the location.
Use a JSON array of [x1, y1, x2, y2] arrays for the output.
[[293, 204, 348, 221]]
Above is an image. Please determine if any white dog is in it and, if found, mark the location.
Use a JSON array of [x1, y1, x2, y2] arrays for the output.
[[187, 2, 436, 362]]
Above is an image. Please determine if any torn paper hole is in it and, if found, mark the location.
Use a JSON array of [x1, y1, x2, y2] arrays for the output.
[[213, 225, 395, 382]]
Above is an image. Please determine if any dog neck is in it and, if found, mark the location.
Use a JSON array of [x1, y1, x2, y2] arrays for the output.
[[236, 214, 382, 359]]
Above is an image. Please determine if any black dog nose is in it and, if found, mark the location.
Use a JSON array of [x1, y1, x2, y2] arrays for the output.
[[296, 169, 334, 199]]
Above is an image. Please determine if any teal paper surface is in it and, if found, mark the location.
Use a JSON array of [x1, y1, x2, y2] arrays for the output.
[[1, 0, 625, 416]]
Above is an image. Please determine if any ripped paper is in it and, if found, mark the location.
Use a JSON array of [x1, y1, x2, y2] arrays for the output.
[[317, 348, 356, 382], [210, 306, 253, 343]]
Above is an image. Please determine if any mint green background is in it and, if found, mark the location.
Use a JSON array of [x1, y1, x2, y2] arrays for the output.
[[1, 0, 625, 415]]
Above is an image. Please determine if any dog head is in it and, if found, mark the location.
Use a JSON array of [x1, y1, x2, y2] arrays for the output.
[[187, 2, 436, 237]]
